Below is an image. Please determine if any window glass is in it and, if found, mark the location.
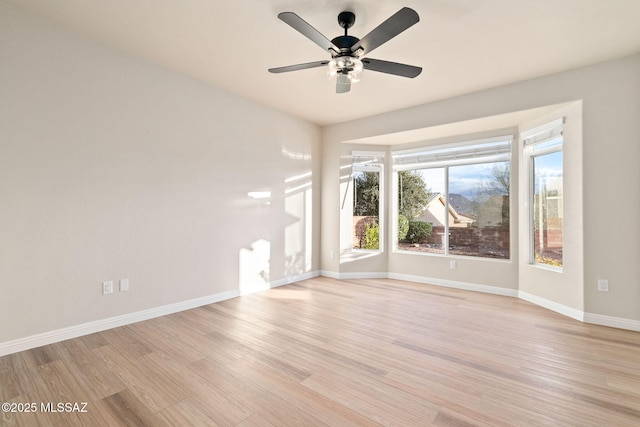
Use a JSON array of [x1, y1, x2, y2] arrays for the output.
[[448, 161, 510, 259], [393, 137, 511, 259], [532, 150, 563, 267], [353, 170, 380, 249], [398, 168, 445, 254]]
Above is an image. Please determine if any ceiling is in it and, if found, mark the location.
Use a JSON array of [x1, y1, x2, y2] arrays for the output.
[[7, 0, 640, 126]]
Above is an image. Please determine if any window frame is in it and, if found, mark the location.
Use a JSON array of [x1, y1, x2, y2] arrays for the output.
[[392, 136, 513, 260], [523, 119, 564, 270], [351, 151, 384, 252]]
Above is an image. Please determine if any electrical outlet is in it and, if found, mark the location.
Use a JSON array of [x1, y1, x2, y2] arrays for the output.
[[450, 260, 457, 270], [597, 279, 609, 292], [120, 278, 129, 292], [102, 281, 113, 295], [330, 250, 335, 259]]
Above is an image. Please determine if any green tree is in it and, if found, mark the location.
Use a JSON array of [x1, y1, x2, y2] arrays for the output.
[[398, 214, 409, 241], [353, 172, 379, 216], [398, 170, 431, 221]]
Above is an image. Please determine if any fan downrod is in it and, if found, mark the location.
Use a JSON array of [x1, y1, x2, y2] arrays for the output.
[[333, 11, 359, 53]]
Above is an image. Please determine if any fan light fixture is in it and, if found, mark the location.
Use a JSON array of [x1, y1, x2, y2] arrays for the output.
[[327, 57, 363, 83]]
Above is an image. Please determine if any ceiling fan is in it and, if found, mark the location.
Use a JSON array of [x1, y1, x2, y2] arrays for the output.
[[268, 7, 422, 94]]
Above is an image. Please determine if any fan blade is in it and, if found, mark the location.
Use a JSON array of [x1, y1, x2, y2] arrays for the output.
[[336, 74, 351, 93], [351, 7, 419, 57], [269, 60, 329, 73], [278, 12, 341, 55], [362, 58, 422, 78]]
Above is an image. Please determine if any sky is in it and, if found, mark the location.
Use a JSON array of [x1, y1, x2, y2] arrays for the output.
[[417, 161, 509, 200], [416, 151, 562, 201]]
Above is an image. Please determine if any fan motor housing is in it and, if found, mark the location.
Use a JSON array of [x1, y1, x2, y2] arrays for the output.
[[331, 35, 360, 54]]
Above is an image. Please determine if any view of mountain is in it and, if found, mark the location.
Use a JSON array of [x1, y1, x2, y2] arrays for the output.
[[448, 193, 478, 216]]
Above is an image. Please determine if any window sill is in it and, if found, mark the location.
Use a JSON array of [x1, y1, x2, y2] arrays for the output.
[[529, 263, 563, 273], [340, 249, 382, 263], [392, 248, 512, 263]]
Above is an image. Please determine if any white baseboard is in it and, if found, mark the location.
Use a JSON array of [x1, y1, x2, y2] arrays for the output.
[[0, 289, 239, 357], [323, 271, 640, 332], [319, 270, 340, 279], [337, 271, 390, 280], [518, 291, 585, 321], [389, 272, 519, 297], [584, 312, 640, 332], [4, 270, 637, 356], [0, 271, 321, 357], [320, 270, 518, 297], [516, 292, 640, 331], [268, 270, 320, 288]]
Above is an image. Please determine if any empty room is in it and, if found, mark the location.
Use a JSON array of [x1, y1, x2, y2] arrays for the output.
[[1, 0, 639, 425]]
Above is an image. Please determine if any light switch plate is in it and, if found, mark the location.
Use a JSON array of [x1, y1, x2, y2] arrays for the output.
[[102, 281, 113, 295], [597, 279, 609, 292]]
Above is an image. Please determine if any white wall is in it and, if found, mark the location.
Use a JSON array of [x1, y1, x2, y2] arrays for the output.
[[321, 53, 640, 323], [0, 3, 321, 345]]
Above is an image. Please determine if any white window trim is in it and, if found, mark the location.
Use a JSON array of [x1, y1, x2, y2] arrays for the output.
[[393, 135, 512, 171]]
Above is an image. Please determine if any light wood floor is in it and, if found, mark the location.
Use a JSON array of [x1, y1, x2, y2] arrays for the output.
[[1, 277, 640, 426]]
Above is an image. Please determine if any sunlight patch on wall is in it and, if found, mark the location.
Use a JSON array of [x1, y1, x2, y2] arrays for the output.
[[284, 171, 313, 276], [239, 239, 270, 295]]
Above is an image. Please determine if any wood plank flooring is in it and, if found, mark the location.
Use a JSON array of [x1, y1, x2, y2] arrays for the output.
[[1, 277, 639, 426]]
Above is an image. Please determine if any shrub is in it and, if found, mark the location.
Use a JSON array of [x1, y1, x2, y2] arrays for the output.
[[355, 216, 377, 248], [398, 214, 409, 241], [363, 223, 380, 249], [407, 221, 432, 244], [535, 253, 562, 267]]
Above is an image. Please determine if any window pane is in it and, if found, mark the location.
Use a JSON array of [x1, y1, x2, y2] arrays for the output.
[[353, 171, 379, 249], [448, 162, 510, 259], [397, 168, 445, 254], [532, 151, 563, 267]]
